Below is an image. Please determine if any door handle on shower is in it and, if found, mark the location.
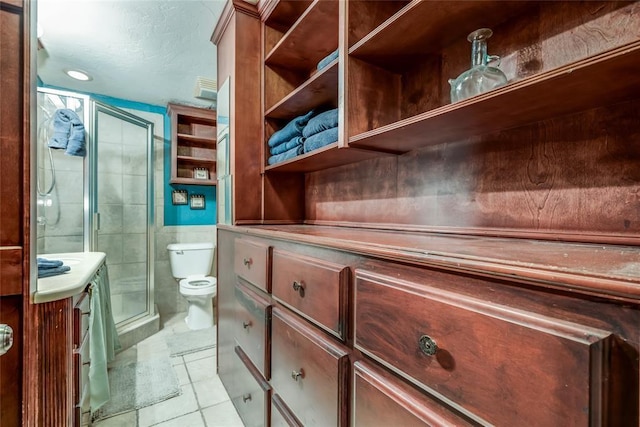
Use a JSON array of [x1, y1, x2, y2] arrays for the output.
[[94, 212, 101, 231]]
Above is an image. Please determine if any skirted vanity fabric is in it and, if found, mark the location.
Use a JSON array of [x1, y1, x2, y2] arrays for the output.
[[88, 263, 121, 414]]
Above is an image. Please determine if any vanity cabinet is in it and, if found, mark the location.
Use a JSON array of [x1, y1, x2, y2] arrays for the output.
[[168, 103, 217, 185], [73, 290, 91, 426], [214, 0, 640, 424]]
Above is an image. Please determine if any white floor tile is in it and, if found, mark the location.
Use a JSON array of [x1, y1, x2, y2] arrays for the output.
[[193, 376, 231, 409], [202, 401, 244, 427], [173, 363, 191, 386], [170, 355, 184, 366], [152, 411, 205, 427], [93, 410, 137, 427], [183, 347, 216, 363], [138, 385, 198, 427], [186, 356, 216, 383]]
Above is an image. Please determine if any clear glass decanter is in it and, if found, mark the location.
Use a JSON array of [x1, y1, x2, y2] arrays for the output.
[[448, 28, 508, 103]]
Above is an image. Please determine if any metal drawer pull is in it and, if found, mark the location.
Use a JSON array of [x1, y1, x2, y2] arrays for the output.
[[418, 334, 438, 356], [291, 368, 304, 381], [292, 281, 305, 297], [242, 393, 252, 403], [243, 257, 252, 267], [242, 321, 252, 329]]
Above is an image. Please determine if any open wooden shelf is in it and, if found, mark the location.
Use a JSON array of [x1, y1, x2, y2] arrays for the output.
[[349, 0, 534, 69], [176, 155, 216, 165], [265, 0, 339, 71], [169, 177, 216, 186], [349, 40, 640, 153], [176, 133, 215, 147], [265, 142, 386, 173], [265, 60, 338, 119]]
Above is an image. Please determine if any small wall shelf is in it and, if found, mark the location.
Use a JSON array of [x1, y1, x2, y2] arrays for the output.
[[168, 103, 217, 185]]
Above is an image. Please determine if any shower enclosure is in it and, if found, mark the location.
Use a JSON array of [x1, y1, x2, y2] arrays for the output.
[[37, 87, 155, 329]]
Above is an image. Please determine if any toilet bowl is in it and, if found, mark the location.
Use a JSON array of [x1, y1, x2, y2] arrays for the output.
[[167, 242, 217, 330], [179, 275, 217, 330]]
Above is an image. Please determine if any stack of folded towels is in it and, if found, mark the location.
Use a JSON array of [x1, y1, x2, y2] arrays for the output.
[[37, 257, 71, 278], [267, 108, 340, 165], [302, 108, 338, 154]]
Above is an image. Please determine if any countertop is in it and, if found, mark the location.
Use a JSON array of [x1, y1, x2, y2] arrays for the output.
[[34, 252, 106, 303]]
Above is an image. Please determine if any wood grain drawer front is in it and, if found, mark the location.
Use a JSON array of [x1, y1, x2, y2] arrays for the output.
[[271, 308, 350, 427], [354, 270, 614, 426], [73, 291, 90, 347], [353, 361, 474, 427], [271, 394, 303, 427], [73, 333, 90, 406], [234, 282, 272, 379], [272, 249, 349, 340], [230, 346, 270, 427], [234, 238, 271, 292]]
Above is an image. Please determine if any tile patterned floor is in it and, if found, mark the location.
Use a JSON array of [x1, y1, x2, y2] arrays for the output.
[[94, 313, 244, 427]]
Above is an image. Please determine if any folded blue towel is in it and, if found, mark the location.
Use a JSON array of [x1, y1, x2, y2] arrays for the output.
[[268, 110, 315, 148], [317, 49, 338, 71], [302, 108, 338, 138], [37, 257, 64, 269], [270, 136, 305, 155], [48, 109, 86, 157], [268, 144, 303, 165], [303, 126, 339, 153], [38, 265, 71, 278]]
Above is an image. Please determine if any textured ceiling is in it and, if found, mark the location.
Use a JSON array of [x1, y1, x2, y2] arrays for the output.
[[37, 0, 226, 108]]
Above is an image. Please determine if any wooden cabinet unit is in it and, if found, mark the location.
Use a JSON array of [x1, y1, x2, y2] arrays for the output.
[[168, 103, 217, 185], [214, 0, 640, 425]]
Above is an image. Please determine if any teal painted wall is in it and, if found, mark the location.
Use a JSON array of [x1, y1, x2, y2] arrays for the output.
[[39, 84, 217, 226]]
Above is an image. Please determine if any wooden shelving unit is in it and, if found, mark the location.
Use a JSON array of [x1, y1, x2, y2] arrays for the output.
[[168, 103, 217, 186]]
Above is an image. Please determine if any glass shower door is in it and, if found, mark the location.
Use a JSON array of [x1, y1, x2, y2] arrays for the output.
[[91, 102, 154, 326]]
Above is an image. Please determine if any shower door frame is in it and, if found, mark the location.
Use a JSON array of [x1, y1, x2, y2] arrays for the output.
[[89, 101, 155, 329]]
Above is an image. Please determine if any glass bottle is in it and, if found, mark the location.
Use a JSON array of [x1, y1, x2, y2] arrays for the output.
[[448, 28, 508, 103]]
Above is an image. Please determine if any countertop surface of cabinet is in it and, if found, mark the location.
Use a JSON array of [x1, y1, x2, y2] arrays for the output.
[[168, 103, 217, 185], [34, 251, 106, 303]]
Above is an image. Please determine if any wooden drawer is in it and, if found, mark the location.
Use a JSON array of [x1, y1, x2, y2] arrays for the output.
[[353, 360, 474, 427], [271, 394, 302, 427], [272, 248, 349, 340], [73, 291, 90, 348], [73, 332, 90, 406], [234, 281, 272, 379], [271, 307, 349, 427], [354, 269, 614, 426], [228, 346, 270, 427], [234, 238, 271, 292]]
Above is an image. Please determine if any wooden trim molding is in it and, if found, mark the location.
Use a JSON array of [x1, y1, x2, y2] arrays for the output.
[[212, 0, 259, 44]]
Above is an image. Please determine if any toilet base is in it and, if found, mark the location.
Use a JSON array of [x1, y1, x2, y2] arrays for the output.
[[183, 295, 214, 330]]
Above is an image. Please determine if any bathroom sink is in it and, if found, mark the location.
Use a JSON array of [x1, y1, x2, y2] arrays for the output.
[[58, 257, 83, 266]]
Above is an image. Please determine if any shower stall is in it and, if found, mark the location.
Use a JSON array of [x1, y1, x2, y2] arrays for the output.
[[37, 87, 156, 331]]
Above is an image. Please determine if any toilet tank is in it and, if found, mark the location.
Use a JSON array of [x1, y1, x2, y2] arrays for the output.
[[167, 242, 214, 279]]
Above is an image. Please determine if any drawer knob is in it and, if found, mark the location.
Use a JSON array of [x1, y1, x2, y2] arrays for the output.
[[242, 393, 252, 403], [242, 320, 252, 329], [0, 324, 14, 356], [418, 334, 438, 356], [292, 281, 305, 297], [291, 368, 304, 381], [243, 257, 252, 267]]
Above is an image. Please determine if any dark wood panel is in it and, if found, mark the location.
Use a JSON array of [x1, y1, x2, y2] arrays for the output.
[[0, 295, 22, 427], [0, 4, 23, 246], [0, 247, 22, 296], [217, 229, 238, 387], [353, 360, 474, 426], [234, 281, 271, 379], [354, 269, 616, 425], [234, 238, 271, 292], [272, 248, 349, 340], [271, 307, 350, 427], [229, 346, 271, 427], [347, 1, 409, 48], [271, 393, 303, 427]]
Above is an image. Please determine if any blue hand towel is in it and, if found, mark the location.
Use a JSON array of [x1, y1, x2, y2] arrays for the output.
[[270, 136, 305, 155], [302, 108, 338, 138], [268, 110, 315, 148], [66, 115, 86, 157], [317, 49, 338, 71], [268, 144, 303, 165], [303, 126, 339, 153], [37, 257, 64, 269], [49, 109, 74, 149], [38, 265, 71, 278]]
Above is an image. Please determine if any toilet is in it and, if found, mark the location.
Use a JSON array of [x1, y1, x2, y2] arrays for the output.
[[167, 242, 217, 330]]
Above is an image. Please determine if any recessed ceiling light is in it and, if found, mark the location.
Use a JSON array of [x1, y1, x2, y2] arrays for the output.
[[65, 69, 92, 81]]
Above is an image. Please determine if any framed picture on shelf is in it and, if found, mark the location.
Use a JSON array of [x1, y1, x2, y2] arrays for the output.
[[171, 190, 188, 205], [193, 167, 210, 180], [190, 194, 206, 210]]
